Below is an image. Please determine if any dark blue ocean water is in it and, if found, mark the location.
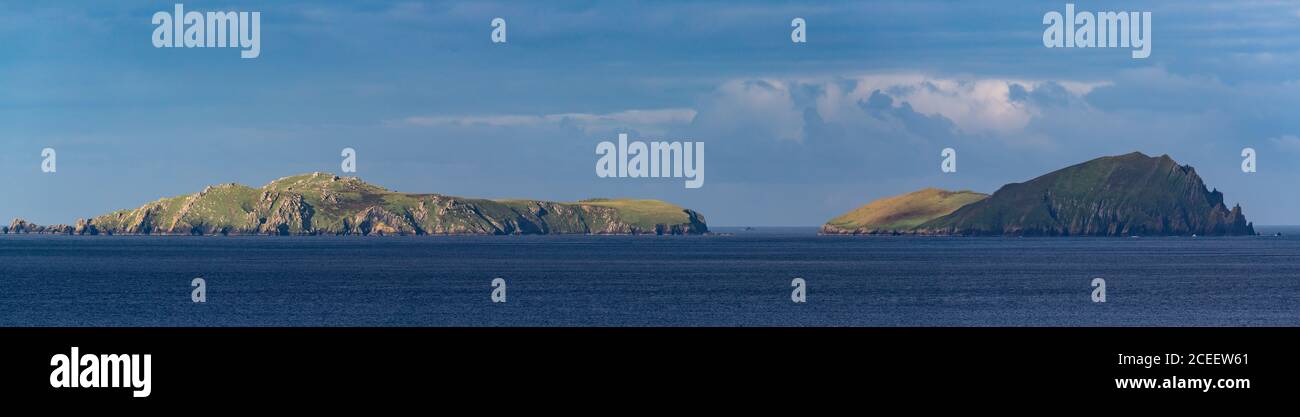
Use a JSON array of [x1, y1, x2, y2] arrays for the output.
[[2, 227, 1299, 326]]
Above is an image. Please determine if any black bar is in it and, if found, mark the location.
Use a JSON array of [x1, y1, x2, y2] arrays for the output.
[[1, 327, 1291, 404]]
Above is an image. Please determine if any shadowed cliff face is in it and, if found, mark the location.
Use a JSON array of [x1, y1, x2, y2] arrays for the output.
[[916, 152, 1255, 236], [5, 173, 708, 236]]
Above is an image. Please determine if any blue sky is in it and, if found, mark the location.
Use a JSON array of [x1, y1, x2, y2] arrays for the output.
[[3, 0, 1299, 226]]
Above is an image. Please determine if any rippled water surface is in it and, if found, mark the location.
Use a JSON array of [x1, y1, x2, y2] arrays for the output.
[[3, 227, 1298, 326]]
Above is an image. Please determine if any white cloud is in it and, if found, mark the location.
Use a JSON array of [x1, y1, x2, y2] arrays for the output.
[[697, 73, 1104, 143], [1270, 134, 1300, 152], [388, 73, 1108, 146], [694, 79, 807, 142], [390, 108, 697, 137], [831, 74, 1104, 135]]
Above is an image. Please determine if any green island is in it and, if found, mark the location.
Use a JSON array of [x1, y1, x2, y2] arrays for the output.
[[822, 152, 1256, 236], [4, 173, 708, 236]]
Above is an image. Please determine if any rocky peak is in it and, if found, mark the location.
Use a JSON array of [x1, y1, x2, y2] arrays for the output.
[[911, 153, 1256, 236]]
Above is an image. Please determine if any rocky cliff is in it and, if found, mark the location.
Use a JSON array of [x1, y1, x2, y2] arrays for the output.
[[5, 173, 709, 236], [919, 153, 1254, 236]]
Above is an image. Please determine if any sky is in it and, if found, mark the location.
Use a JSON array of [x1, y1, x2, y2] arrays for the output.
[[2, 0, 1299, 226]]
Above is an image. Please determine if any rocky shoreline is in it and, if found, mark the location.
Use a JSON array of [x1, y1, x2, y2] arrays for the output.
[[5, 173, 710, 237]]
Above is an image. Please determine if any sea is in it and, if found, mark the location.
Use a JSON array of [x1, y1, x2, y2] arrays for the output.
[[2, 226, 1298, 326]]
